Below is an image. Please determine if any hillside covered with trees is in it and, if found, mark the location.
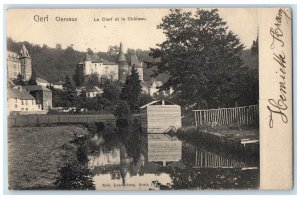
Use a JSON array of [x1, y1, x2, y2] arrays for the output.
[[7, 37, 257, 85]]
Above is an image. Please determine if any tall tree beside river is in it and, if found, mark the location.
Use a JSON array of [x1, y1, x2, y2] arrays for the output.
[[150, 9, 248, 109], [120, 67, 142, 111]]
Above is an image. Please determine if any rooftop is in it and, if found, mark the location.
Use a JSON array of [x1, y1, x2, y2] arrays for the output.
[[130, 54, 142, 68], [36, 77, 49, 83], [82, 53, 118, 65], [81, 53, 100, 62], [140, 100, 178, 108], [117, 42, 127, 63], [7, 88, 35, 100], [20, 44, 30, 58], [22, 85, 51, 92]]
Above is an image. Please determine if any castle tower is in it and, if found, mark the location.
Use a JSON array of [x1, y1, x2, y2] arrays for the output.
[[19, 44, 32, 81], [117, 42, 129, 83], [130, 53, 143, 81]]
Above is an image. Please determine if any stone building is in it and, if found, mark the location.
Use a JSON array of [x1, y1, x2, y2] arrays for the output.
[[7, 87, 42, 114], [79, 53, 119, 81], [7, 44, 32, 81], [78, 42, 144, 83], [22, 85, 52, 110]]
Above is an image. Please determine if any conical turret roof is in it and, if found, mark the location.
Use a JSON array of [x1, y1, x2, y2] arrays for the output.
[[117, 42, 127, 63], [20, 44, 30, 58], [130, 53, 142, 68]]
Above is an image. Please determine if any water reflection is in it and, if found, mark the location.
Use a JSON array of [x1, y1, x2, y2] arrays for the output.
[[88, 132, 259, 190]]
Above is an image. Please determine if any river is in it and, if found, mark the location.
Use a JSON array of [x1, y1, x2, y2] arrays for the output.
[[87, 128, 259, 190]]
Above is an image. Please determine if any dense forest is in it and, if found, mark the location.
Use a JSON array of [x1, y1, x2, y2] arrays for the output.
[[7, 37, 257, 85]]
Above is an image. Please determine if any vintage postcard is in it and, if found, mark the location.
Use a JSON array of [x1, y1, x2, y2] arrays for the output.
[[5, 7, 293, 191]]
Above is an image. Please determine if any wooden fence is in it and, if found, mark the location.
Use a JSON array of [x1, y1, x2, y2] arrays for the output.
[[194, 148, 247, 168], [193, 105, 259, 127]]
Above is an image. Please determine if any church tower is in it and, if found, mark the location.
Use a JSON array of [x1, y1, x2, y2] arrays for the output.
[[19, 44, 32, 81], [117, 42, 129, 83]]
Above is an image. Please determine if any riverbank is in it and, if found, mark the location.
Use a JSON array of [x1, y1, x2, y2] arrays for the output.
[[8, 126, 88, 190]]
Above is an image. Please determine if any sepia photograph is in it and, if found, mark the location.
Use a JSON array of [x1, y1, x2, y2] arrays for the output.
[[5, 7, 290, 191]]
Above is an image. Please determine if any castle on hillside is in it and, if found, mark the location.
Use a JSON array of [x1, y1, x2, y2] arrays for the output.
[[78, 42, 144, 82], [7, 44, 32, 81]]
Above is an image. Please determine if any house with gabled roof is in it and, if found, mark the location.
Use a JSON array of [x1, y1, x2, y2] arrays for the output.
[[22, 85, 52, 110], [36, 77, 50, 88], [7, 87, 42, 115]]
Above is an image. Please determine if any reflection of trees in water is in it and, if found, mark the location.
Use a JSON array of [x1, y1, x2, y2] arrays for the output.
[[89, 126, 259, 190], [154, 167, 259, 190], [119, 123, 142, 185], [123, 124, 142, 165]]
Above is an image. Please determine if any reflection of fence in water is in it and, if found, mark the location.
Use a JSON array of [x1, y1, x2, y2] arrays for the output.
[[8, 114, 115, 127], [193, 105, 259, 127], [194, 148, 246, 168]]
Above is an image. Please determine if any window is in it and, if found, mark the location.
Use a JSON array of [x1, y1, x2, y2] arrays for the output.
[[21, 100, 24, 105], [15, 104, 17, 108], [26, 108, 28, 111], [21, 108, 24, 110]]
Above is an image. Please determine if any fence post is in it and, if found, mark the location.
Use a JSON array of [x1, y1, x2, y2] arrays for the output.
[[199, 111, 202, 126], [194, 112, 198, 127]]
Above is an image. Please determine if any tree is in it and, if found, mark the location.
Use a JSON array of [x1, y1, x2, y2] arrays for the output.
[[102, 82, 121, 105], [87, 48, 94, 55], [77, 89, 87, 108], [56, 43, 62, 50], [233, 67, 259, 106], [114, 101, 132, 133], [150, 9, 245, 109], [62, 75, 76, 107], [28, 68, 37, 85], [14, 74, 25, 85], [251, 36, 259, 56], [138, 93, 154, 108], [55, 134, 95, 190], [107, 45, 119, 58], [120, 67, 142, 111], [73, 64, 84, 87], [86, 73, 100, 89]]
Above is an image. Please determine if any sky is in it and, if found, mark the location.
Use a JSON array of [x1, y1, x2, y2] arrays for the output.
[[6, 8, 258, 52]]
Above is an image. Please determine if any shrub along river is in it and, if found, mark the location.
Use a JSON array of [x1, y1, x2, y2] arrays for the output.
[[83, 124, 259, 190]]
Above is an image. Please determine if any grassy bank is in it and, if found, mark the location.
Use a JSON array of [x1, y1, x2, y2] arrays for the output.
[[8, 126, 88, 190]]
